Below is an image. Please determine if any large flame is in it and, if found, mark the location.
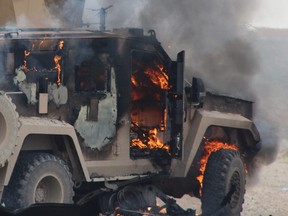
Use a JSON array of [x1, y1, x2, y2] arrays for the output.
[[130, 62, 170, 154], [131, 64, 170, 90], [131, 64, 170, 101], [197, 140, 239, 195]]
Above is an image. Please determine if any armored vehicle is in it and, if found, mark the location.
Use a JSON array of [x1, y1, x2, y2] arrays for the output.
[[0, 27, 260, 215]]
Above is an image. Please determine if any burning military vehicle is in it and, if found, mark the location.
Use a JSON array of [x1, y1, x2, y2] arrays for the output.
[[0, 26, 261, 215]]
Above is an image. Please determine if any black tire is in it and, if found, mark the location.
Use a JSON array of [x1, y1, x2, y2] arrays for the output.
[[2, 153, 74, 210], [201, 149, 245, 216]]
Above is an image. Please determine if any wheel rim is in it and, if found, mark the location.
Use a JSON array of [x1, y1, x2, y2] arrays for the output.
[[229, 171, 241, 209], [34, 175, 63, 203]]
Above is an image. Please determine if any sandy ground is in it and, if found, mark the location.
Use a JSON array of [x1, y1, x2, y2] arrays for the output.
[[176, 151, 288, 216], [242, 151, 288, 216]]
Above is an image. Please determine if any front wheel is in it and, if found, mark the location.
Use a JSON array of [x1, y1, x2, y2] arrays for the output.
[[2, 153, 74, 210], [201, 149, 245, 216]]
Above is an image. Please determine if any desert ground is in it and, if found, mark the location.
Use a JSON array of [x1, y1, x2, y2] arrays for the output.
[[241, 150, 288, 216], [176, 149, 288, 216]]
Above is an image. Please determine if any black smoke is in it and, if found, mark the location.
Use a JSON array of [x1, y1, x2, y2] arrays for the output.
[[85, 0, 258, 98], [87, 0, 280, 164], [135, 0, 258, 99]]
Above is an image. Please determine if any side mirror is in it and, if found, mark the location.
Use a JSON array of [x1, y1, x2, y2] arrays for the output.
[[188, 77, 206, 106]]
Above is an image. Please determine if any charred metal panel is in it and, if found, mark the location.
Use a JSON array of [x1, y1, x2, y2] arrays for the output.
[[74, 68, 117, 150], [203, 92, 253, 119]]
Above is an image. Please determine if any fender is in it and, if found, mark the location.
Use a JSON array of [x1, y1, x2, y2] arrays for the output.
[[171, 109, 260, 177], [1, 117, 90, 190]]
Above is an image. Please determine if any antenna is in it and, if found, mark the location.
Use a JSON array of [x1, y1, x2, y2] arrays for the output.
[[99, 5, 112, 32], [88, 5, 113, 32], [87, 5, 113, 31]]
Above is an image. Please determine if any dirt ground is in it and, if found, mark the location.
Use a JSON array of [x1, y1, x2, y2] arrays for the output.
[[242, 150, 288, 216], [176, 150, 288, 216]]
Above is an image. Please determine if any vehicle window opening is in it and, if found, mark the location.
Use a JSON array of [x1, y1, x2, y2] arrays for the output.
[[75, 57, 106, 92], [130, 51, 171, 160]]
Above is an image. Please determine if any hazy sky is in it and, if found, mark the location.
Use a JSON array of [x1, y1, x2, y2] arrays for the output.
[[252, 0, 288, 28]]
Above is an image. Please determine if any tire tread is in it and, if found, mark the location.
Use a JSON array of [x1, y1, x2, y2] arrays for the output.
[[201, 149, 245, 216], [2, 152, 74, 209]]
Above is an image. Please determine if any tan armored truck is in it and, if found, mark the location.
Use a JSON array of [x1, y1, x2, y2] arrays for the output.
[[0, 28, 260, 215]]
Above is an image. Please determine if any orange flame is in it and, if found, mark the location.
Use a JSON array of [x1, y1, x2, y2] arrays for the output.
[[131, 128, 170, 153], [131, 74, 138, 87], [24, 50, 30, 58], [54, 55, 62, 86], [54, 40, 64, 86], [144, 64, 170, 90], [159, 208, 167, 214], [131, 138, 147, 149], [22, 50, 31, 71], [130, 62, 170, 154], [58, 40, 64, 50], [197, 140, 239, 195], [148, 128, 170, 151]]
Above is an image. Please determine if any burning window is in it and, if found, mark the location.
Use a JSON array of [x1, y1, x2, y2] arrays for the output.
[[16, 39, 64, 86], [130, 52, 171, 158]]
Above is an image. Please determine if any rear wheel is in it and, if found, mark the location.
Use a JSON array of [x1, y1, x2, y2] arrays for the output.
[[2, 153, 74, 210], [201, 149, 245, 216]]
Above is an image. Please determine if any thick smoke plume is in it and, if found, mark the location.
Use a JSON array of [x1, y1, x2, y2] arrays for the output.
[[138, 0, 258, 100], [86, 0, 258, 99], [85, 0, 280, 163]]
